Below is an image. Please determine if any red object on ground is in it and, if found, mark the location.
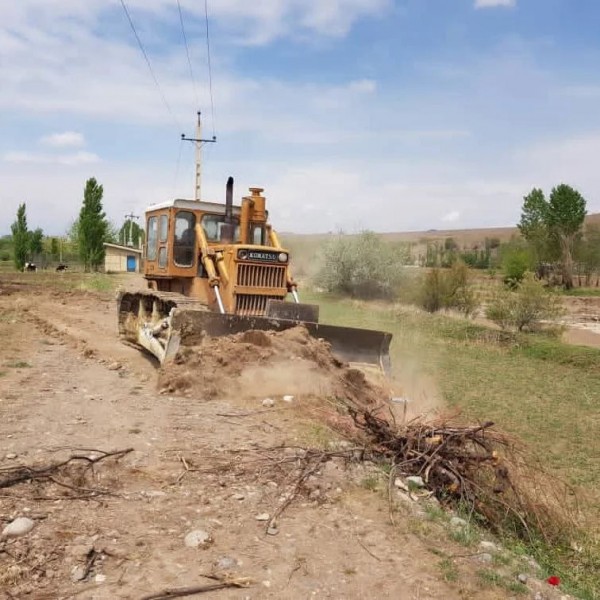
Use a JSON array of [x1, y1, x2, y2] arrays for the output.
[[547, 576, 561, 586]]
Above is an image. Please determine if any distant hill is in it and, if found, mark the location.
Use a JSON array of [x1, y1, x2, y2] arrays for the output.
[[281, 213, 600, 276]]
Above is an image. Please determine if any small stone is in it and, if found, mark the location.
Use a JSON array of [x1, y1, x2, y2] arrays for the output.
[[216, 556, 238, 570], [232, 493, 245, 501], [478, 553, 493, 563], [95, 574, 107, 583], [450, 517, 468, 528], [262, 580, 271, 588], [478, 541, 498, 554], [262, 398, 275, 407], [534, 593, 543, 600], [71, 566, 87, 582], [254, 513, 270, 522], [5, 453, 17, 459], [517, 573, 528, 584], [2, 517, 35, 538], [184, 529, 211, 548], [108, 362, 121, 371], [406, 476, 425, 488], [394, 478, 408, 491], [267, 526, 279, 536], [282, 395, 294, 403]]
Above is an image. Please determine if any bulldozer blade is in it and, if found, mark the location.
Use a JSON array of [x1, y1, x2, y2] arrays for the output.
[[265, 299, 319, 323], [167, 309, 392, 376]]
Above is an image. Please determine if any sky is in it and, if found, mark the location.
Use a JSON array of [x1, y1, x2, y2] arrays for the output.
[[2, 0, 600, 235]]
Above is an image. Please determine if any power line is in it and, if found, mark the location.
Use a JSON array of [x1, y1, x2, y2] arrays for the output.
[[176, 0, 200, 109], [118, 0, 180, 128], [204, 0, 216, 138]]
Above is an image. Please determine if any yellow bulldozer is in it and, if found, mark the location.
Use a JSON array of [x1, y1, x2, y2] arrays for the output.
[[117, 175, 392, 374]]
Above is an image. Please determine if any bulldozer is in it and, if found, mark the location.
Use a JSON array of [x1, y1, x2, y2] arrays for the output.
[[117, 177, 392, 374]]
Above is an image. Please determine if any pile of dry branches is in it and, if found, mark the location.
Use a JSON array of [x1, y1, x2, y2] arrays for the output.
[[349, 408, 578, 545]]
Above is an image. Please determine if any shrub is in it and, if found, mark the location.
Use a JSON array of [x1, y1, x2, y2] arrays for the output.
[[419, 262, 478, 316], [315, 231, 409, 299], [485, 274, 564, 332], [501, 245, 531, 289]]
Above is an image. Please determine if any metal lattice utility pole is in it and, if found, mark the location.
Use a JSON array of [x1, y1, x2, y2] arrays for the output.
[[181, 112, 216, 201], [124, 213, 139, 247]]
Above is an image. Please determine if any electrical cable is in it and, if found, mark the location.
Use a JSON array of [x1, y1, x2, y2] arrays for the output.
[[119, 0, 180, 129], [177, 0, 200, 109], [204, 0, 217, 138]]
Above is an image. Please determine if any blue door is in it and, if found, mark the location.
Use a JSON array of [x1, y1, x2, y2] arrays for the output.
[[126, 255, 136, 272]]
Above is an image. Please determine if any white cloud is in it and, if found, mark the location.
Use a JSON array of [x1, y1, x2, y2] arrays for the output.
[[3, 151, 100, 166], [40, 131, 85, 148], [442, 210, 460, 223], [474, 0, 516, 8]]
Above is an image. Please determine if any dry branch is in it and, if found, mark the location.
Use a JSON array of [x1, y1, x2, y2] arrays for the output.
[[0, 448, 133, 497], [139, 576, 253, 600]]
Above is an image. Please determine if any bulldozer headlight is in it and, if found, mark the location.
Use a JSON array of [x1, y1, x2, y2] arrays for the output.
[[238, 250, 248, 260], [278, 252, 288, 263]]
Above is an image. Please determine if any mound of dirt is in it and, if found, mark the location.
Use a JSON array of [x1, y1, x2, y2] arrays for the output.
[[158, 324, 389, 406]]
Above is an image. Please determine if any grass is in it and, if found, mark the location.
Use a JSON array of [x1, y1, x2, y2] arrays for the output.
[[562, 287, 600, 297], [5, 361, 31, 369], [301, 288, 600, 598]]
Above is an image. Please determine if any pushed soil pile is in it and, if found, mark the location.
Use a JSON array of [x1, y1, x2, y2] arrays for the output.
[[158, 324, 389, 405]]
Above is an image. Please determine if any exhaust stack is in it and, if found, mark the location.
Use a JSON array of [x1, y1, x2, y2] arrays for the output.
[[221, 176, 235, 243]]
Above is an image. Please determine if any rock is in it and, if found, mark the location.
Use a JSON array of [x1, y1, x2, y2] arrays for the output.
[[450, 516, 468, 528], [68, 544, 94, 559], [184, 529, 211, 548], [406, 476, 425, 488], [2, 517, 35, 538], [5, 453, 17, 459], [478, 540, 498, 554], [282, 395, 294, 403], [254, 513, 270, 522], [517, 573, 528, 584], [262, 398, 275, 407], [394, 478, 408, 492], [232, 493, 245, 501], [216, 556, 239, 570], [478, 553, 493, 564], [108, 362, 121, 371], [71, 566, 87, 582]]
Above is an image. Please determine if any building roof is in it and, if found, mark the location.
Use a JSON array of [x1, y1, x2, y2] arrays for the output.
[[103, 242, 143, 254]]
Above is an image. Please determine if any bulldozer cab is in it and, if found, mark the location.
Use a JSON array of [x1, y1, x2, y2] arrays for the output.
[[143, 182, 295, 316]]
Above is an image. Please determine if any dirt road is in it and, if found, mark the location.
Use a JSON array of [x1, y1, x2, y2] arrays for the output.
[[0, 275, 546, 599]]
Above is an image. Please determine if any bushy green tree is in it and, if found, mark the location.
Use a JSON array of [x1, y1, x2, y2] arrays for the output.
[[419, 261, 478, 316], [316, 231, 407, 299], [77, 177, 109, 272], [499, 241, 532, 289], [485, 274, 564, 332], [10, 203, 29, 271], [547, 184, 586, 289], [518, 184, 587, 289], [28, 227, 44, 259], [119, 219, 144, 247]]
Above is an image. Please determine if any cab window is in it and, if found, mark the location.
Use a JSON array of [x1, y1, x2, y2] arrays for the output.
[[250, 224, 265, 245], [159, 215, 168, 242], [202, 214, 240, 242], [173, 211, 196, 267], [147, 216, 158, 261]]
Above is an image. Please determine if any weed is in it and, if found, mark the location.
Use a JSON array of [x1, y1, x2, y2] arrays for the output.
[[476, 569, 527, 595], [449, 525, 479, 547], [438, 558, 459, 583], [0, 370, 6, 377], [6, 361, 31, 368], [343, 567, 357, 576], [361, 474, 380, 492]]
